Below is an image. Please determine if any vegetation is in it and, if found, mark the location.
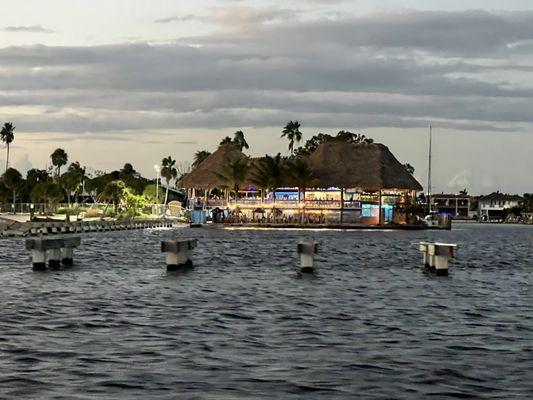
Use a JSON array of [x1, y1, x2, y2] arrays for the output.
[[294, 131, 373, 156], [215, 158, 250, 201], [193, 150, 211, 168], [161, 156, 177, 204], [281, 121, 302, 155], [219, 130, 249, 150], [3, 168, 24, 212], [142, 184, 165, 203], [403, 163, 415, 175], [0, 122, 15, 172], [51, 148, 68, 177], [31, 181, 63, 214], [251, 154, 284, 202], [286, 158, 316, 202]]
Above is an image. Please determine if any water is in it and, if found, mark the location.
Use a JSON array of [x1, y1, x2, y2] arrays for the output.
[[0, 224, 532, 399]]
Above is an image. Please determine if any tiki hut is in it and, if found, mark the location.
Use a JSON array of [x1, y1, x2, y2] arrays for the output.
[[306, 142, 422, 191], [178, 143, 248, 189]]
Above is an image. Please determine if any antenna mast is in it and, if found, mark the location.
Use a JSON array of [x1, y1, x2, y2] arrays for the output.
[[427, 124, 432, 212]]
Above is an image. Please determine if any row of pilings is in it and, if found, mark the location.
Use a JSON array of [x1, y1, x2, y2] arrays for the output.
[[3, 219, 175, 238]]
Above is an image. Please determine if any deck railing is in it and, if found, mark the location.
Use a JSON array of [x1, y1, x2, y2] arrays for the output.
[[192, 199, 363, 210]]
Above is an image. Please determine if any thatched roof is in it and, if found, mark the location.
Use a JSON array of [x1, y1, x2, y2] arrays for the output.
[[178, 143, 248, 188], [179, 141, 422, 191], [306, 142, 423, 191]]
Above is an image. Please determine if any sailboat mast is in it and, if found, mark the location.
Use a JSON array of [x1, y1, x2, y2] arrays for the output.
[[427, 124, 432, 211]]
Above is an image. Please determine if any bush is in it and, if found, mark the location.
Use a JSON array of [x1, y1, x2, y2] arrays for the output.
[[84, 208, 102, 218]]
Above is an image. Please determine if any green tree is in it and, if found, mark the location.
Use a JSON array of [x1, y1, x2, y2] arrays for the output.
[[120, 163, 137, 178], [249, 154, 284, 203], [192, 150, 211, 168], [294, 130, 374, 156], [0, 180, 10, 204], [3, 168, 24, 213], [286, 158, 316, 202], [142, 184, 165, 204], [101, 180, 126, 212], [0, 122, 15, 172], [216, 158, 249, 203], [161, 156, 177, 204], [281, 121, 302, 155], [51, 148, 68, 177], [31, 182, 63, 214]]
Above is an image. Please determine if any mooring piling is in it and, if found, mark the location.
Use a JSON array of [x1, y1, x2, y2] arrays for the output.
[[419, 241, 456, 276], [161, 238, 198, 270], [298, 240, 319, 273], [26, 236, 82, 270]]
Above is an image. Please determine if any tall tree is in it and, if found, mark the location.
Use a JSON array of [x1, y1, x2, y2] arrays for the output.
[[50, 148, 68, 177], [233, 130, 249, 150], [250, 154, 284, 203], [161, 156, 177, 204], [59, 163, 85, 207], [286, 158, 316, 202], [193, 150, 211, 168], [281, 121, 302, 155], [31, 182, 63, 214], [0, 122, 15, 172], [215, 158, 249, 203], [101, 180, 126, 213], [3, 168, 24, 213]]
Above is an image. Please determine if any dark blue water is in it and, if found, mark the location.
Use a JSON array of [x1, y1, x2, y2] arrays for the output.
[[1, 224, 532, 399]]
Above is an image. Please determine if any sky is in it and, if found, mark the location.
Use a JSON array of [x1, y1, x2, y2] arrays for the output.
[[1, 0, 533, 195]]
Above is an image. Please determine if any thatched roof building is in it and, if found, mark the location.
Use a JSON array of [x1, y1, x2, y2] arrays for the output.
[[179, 143, 248, 189], [179, 141, 422, 192], [306, 142, 422, 191]]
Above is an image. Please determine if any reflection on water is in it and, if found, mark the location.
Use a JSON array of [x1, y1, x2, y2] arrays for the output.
[[0, 224, 532, 399]]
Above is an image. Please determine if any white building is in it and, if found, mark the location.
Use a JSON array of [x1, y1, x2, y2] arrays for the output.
[[478, 192, 522, 221]]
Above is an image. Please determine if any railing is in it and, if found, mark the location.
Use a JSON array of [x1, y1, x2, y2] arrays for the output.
[[189, 199, 364, 210]]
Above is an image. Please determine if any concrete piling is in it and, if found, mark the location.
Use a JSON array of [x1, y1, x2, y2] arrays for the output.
[[26, 236, 82, 270], [161, 238, 198, 270], [298, 240, 319, 273], [419, 242, 457, 276]]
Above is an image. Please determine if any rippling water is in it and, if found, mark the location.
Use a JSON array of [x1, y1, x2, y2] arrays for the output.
[[1, 224, 532, 399]]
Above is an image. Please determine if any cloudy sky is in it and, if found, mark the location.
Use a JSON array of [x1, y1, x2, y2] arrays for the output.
[[1, 0, 533, 194]]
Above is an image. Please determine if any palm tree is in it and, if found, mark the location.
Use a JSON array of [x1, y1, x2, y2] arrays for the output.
[[3, 167, 24, 213], [215, 158, 249, 203], [249, 160, 271, 204], [286, 158, 316, 202], [50, 148, 68, 178], [233, 130, 249, 150], [250, 154, 284, 203], [192, 150, 211, 168], [161, 156, 177, 204], [219, 136, 232, 145], [0, 122, 15, 172], [281, 121, 302, 155]]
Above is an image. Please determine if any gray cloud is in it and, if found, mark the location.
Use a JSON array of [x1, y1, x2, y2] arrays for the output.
[[1, 8, 533, 137], [4, 25, 54, 33], [154, 15, 195, 23]]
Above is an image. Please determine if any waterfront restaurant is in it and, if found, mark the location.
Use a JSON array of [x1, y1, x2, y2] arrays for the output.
[[178, 142, 423, 226]]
